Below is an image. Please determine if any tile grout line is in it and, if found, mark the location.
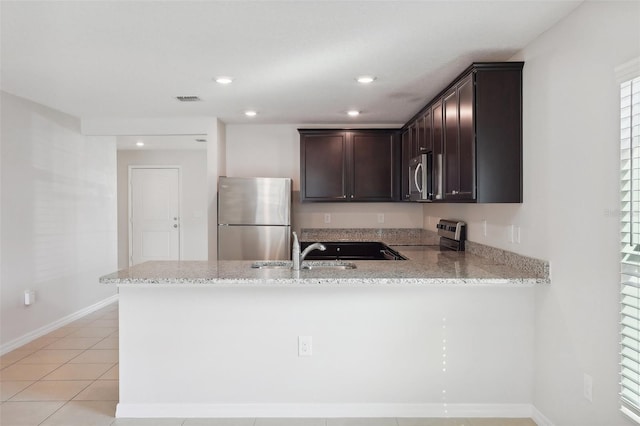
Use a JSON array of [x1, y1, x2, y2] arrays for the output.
[[3, 307, 119, 425], [36, 393, 73, 425], [35, 308, 118, 425]]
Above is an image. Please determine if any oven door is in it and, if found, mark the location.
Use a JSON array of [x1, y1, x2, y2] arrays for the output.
[[409, 153, 433, 201]]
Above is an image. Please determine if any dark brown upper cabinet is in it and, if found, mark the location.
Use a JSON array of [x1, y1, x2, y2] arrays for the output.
[[299, 129, 400, 202], [422, 109, 433, 153], [402, 62, 524, 203], [432, 100, 444, 200], [443, 74, 475, 201], [400, 124, 418, 201]]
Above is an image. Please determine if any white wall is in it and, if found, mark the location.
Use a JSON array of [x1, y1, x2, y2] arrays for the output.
[[0, 91, 118, 350], [225, 124, 424, 233], [208, 119, 226, 260], [118, 285, 534, 417], [116, 149, 208, 269], [81, 116, 223, 261], [423, 2, 640, 425]]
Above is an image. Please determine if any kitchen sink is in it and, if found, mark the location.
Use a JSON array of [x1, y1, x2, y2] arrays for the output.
[[301, 261, 356, 270], [250, 260, 356, 270], [251, 261, 292, 269], [299, 241, 407, 261]]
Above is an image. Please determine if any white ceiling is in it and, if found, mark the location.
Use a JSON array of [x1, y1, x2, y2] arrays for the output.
[[1, 1, 582, 126]]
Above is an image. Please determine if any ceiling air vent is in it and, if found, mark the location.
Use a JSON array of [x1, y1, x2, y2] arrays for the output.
[[176, 96, 201, 102]]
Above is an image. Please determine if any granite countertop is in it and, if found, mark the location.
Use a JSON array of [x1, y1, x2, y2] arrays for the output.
[[100, 241, 548, 288], [100, 228, 549, 287]]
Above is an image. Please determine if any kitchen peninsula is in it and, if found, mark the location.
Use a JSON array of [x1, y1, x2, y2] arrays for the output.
[[101, 230, 547, 419]]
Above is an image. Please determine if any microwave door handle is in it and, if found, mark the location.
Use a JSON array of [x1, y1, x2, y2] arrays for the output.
[[414, 162, 423, 193]]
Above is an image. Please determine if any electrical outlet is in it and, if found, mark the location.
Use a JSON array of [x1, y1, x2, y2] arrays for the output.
[[515, 226, 521, 244], [298, 336, 312, 357], [377, 213, 385, 224], [482, 220, 487, 237], [24, 290, 35, 306], [508, 225, 515, 243], [584, 373, 593, 402], [324, 213, 331, 224]]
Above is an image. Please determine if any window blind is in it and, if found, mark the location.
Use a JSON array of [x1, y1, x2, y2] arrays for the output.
[[621, 75, 640, 420]]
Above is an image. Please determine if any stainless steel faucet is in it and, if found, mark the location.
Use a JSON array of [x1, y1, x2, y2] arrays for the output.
[[292, 232, 326, 270]]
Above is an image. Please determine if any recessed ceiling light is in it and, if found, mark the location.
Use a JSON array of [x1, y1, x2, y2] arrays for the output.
[[356, 76, 376, 84], [347, 110, 360, 117], [245, 110, 257, 117], [215, 76, 233, 85], [136, 141, 145, 147]]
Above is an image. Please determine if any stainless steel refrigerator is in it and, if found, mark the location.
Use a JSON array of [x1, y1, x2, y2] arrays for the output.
[[217, 177, 292, 260]]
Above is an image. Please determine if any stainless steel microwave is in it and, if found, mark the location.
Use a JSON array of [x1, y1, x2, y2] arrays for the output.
[[409, 152, 433, 201]]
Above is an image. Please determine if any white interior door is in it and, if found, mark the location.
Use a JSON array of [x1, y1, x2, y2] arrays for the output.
[[129, 167, 180, 265]]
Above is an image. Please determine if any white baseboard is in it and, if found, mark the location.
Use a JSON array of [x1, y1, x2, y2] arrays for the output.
[[0, 294, 119, 355], [116, 403, 534, 419], [532, 406, 556, 426]]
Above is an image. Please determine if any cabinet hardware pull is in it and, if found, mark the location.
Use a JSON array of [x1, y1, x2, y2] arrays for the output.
[[414, 162, 423, 194]]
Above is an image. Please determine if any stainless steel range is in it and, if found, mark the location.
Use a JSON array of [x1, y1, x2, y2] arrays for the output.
[[437, 219, 466, 251]]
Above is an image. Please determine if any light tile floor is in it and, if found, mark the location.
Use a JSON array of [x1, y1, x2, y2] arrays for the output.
[[0, 302, 537, 426]]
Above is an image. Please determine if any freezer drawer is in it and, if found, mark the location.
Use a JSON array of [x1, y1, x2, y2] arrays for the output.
[[218, 225, 291, 260]]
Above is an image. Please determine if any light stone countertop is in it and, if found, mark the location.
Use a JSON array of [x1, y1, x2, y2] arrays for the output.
[[100, 246, 547, 288]]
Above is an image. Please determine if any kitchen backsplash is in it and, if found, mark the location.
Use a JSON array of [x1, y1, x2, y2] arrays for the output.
[[301, 227, 550, 281], [300, 228, 438, 245]]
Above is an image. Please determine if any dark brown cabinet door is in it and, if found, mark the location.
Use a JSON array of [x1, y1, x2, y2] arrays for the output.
[[409, 123, 418, 158], [351, 132, 396, 201], [416, 117, 425, 155], [400, 122, 420, 202], [432, 101, 444, 200], [443, 88, 459, 199], [300, 129, 399, 202], [300, 131, 348, 201], [457, 74, 475, 199], [443, 74, 475, 201], [423, 109, 433, 153], [400, 128, 411, 201]]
